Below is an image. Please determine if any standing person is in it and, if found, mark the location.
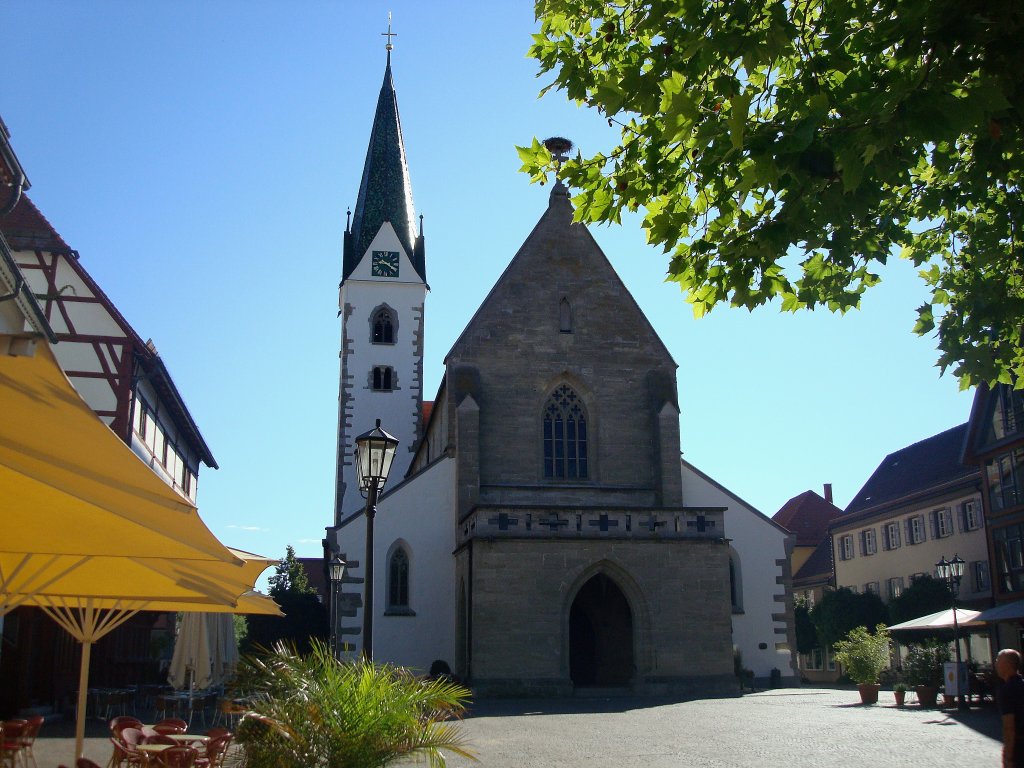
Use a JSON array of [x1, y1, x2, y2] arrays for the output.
[[997, 649, 1024, 768]]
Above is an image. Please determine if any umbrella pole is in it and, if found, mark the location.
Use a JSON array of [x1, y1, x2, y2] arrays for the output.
[[75, 638, 92, 760]]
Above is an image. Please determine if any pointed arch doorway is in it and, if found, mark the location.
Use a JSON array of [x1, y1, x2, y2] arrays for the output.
[[569, 573, 634, 687]]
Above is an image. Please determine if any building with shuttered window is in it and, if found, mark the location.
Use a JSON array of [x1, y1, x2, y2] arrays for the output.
[[830, 424, 990, 609]]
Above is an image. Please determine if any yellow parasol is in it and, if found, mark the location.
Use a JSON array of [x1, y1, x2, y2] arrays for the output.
[[0, 339, 280, 759]]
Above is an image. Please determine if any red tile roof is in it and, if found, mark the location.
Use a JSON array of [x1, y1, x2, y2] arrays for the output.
[[0, 193, 70, 252], [772, 490, 841, 547], [422, 400, 434, 426]]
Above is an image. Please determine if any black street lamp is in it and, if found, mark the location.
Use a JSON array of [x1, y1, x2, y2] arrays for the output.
[[935, 554, 968, 711], [328, 555, 346, 659], [354, 419, 399, 661]]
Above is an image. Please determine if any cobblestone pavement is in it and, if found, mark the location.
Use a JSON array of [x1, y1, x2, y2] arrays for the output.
[[434, 688, 1001, 768], [29, 688, 1002, 767]]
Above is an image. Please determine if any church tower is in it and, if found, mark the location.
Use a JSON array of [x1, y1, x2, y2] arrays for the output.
[[333, 42, 426, 525]]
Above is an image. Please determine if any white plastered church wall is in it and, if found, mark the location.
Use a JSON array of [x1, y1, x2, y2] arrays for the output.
[[681, 460, 796, 681], [369, 457, 457, 671]]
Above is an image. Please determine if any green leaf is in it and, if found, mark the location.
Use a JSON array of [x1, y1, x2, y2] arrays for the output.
[[727, 91, 753, 151]]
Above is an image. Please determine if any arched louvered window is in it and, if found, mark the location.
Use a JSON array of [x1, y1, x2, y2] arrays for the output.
[[543, 384, 588, 479], [388, 547, 410, 609], [372, 308, 395, 344]]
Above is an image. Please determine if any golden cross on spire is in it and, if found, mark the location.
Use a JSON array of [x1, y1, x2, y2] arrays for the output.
[[382, 12, 397, 51]]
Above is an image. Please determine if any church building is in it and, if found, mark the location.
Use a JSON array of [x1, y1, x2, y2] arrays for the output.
[[326, 46, 794, 695]]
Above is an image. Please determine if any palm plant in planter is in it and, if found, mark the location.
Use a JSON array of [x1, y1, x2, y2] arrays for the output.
[[233, 640, 475, 767], [833, 624, 892, 705]]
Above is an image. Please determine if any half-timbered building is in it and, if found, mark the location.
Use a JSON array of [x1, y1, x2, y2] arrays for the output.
[[0, 118, 216, 717]]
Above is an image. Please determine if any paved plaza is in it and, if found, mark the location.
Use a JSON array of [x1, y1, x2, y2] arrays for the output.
[[30, 688, 1001, 767]]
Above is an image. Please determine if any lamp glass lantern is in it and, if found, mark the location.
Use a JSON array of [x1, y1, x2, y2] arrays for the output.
[[329, 556, 346, 583], [949, 554, 965, 582], [354, 419, 400, 496]]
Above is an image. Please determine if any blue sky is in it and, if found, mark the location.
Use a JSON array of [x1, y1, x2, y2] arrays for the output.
[[4, 1, 973, 568]]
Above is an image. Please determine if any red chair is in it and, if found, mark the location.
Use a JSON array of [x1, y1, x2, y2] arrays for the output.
[[195, 734, 232, 768], [77, 761, 104, 768], [110, 716, 143, 736], [154, 718, 188, 734], [151, 745, 198, 768], [144, 734, 178, 746], [112, 727, 145, 767], [18, 715, 43, 768], [0, 720, 28, 768]]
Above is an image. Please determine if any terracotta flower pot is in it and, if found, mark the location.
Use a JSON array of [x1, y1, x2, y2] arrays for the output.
[[915, 685, 939, 708], [858, 683, 880, 705], [894, 689, 906, 707]]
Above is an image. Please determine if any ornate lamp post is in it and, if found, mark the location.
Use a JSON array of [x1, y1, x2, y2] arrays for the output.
[[354, 419, 399, 661], [328, 555, 346, 659], [935, 554, 967, 710]]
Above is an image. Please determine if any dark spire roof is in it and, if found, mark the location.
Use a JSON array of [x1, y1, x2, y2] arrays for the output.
[[343, 53, 425, 283]]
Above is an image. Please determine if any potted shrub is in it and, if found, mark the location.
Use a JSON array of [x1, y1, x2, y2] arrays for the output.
[[903, 640, 951, 708], [833, 624, 892, 705], [893, 682, 908, 707]]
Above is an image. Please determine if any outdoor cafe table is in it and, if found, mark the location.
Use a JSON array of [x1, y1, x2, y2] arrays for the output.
[[167, 733, 210, 745]]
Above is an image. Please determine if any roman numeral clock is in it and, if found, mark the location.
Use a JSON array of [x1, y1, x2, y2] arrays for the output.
[[372, 250, 399, 277]]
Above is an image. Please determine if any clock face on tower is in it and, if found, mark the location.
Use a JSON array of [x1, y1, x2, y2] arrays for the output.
[[371, 250, 400, 278]]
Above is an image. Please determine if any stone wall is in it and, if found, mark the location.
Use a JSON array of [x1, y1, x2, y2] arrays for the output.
[[467, 537, 736, 697]]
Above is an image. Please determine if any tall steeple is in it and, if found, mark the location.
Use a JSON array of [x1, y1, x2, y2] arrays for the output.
[[342, 48, 426, 283]]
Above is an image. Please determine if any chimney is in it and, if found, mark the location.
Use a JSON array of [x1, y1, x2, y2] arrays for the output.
[[824, 483, 833, 504]]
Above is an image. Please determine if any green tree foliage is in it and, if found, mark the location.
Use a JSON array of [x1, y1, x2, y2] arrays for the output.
[[810, 587, 888, 648], [833, 624, 892, 685], [268, 545, 316, 598], [887, 575, 953, 625], [902, 639, 952, 687], [244, 546, 327, 655], [234, 641, 475, 768], [522, 0, 1024, 388], [794, 601, 818, 655]]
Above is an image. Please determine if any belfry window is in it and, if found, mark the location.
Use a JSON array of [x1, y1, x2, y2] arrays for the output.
[[543, 384, 588, 479], [388, 546, 410, 609], [372, 308, 395, 344], [372, 366, 394, 391]]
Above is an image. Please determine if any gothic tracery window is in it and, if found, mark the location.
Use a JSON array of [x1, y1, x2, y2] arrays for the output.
[[372, 308, 395, 344], [543, 384, 588, 479]]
